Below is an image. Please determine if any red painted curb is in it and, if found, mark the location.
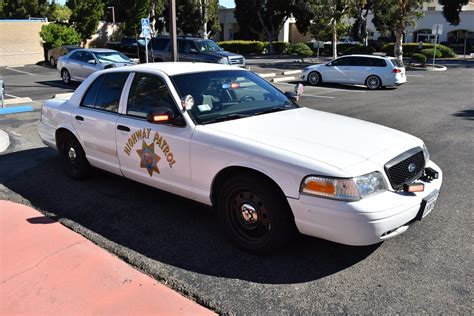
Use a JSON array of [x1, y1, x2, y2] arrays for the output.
[[0, 200, 215, 315]]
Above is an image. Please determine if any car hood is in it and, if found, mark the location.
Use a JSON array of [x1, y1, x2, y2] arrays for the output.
[[204, 107, 421, 171]]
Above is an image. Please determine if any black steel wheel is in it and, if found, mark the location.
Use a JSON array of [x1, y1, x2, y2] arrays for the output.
[[59, 133, 91, 179], [217, 173, 296, 254]]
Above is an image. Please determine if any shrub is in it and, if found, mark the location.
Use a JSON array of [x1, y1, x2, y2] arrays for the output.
[[343, 45, 376, 55], [287, 43, 313, 59], [267, 41, 290, 54], [40, 23, 81, 49], [217, 40, 266, 54], [381, 43, 455, 57], [411, 53, 427, 65], [420, 48, 442, 58], [320, 43, 354, 56]]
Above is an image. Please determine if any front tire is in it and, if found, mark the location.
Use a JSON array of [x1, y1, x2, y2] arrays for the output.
[[366, 75, 382, 90], [59, 133, 91, 179], [61, 68, 71, 85], [49, 57, 56, 67], [307, 71, 322, 86], [217, 173, 296, 254]]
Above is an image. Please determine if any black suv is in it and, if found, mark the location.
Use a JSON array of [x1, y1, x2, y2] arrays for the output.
[[148, 36, 246, 67]]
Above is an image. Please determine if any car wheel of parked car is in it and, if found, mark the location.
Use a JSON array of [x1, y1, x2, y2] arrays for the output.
[[366, 75, 382, 90], [49, 57, 56, 67], [307, 71, 322, 86], [59, 133, 91, 179], [217, 173, 296, 254], [61, 69, 71, 85]]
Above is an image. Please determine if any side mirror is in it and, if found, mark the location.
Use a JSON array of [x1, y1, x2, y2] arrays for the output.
[[326, 62, 332, 66], [146, 107, 185, 126], [181, 95, 194, 111], [87, 59, 97, 64], [285, 91, 299, 102]]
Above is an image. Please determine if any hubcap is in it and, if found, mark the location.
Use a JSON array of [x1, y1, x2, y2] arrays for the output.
[[240, 203, 258, 223], [368, 77, 379, 88], [309, 73, 319, 84], [63, 71, 69, 82], [68, 147, 76, 160]]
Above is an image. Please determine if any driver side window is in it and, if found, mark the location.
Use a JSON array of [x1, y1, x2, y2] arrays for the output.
[[127, 73, 176, 118]]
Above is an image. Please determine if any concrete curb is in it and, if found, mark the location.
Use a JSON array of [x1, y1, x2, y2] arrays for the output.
[[281, 70, 302, 75], [407, 65, 448, 72], [0, 129, 9, 153], [256, 72, 276, 78], [272, 76, 295, 83], [3, 97, 33, 105]]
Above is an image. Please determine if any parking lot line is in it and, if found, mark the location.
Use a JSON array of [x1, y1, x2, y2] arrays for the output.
[[276, 82, 366, 93], [6, 67, 36, 76], [406, 74, 424, 77], [302, 94, 335, 99], [5, 93, 20, 99]]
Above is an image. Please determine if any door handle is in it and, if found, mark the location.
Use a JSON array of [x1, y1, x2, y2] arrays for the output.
[[117, 125, 130, 132], [75, 115, 84, 121]]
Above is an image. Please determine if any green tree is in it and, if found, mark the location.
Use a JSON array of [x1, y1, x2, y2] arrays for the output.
[[349, 0, 373, 46], [47, 2, 72, 22], [235, 0, 293, 53], [439, 0, 468, 25], [372, 0, 423, 62], [2, 0, 49, 18], [67, 0, 104, 45], [292, 0, 350, 59], [40, 23, 81, 48]]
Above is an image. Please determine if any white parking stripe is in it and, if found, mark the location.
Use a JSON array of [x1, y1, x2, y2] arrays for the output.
[[5, 94, 20, 99], [6, 67, 35, 76], [406, 74, 424, 77], [275, 82, 366, 93], [302, 94, 335, 99]]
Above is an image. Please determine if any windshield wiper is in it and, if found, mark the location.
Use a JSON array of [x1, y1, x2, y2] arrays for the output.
[[202, 113, 251, 124], [254, 106, 289, 116]]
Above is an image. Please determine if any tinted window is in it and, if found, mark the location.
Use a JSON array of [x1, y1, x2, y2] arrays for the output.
[[331, 57, 349, 66], [81, 74, 105, 108], [82, 52, 94, 62], [152, 38, 170, 51], [70, 51, 82, 61], [127, 73, 175, 118], [390, 58, 403, 67], [366, 58, 387, 67], [94, 73, 129, 112], [178, 40, 195, 53]]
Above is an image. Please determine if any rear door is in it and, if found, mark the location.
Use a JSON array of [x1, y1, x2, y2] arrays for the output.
[[72, 72, 130, 175]]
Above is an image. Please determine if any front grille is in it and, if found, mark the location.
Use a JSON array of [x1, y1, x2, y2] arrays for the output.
[[384, 148, 425, 190], [229, 57, 245, 65]]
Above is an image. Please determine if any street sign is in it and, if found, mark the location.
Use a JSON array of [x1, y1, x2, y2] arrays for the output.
[[141, 18, 150, 37], [432, 24, 443, 35]]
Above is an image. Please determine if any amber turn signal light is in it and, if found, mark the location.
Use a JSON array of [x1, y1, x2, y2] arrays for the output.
[[152, 114, 170, 122], [403, 183, 425, 193]]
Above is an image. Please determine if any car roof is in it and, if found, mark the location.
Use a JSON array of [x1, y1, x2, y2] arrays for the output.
[[343, 54, 391, 59], [124, 62, 245, 76]]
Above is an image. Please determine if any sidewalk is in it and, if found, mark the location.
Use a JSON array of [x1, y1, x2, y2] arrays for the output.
[[0, 200, 215, 315]]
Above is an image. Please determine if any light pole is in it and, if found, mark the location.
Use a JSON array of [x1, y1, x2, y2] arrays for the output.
[[108, 6, 115, 24], [169, 0, 177, 62]]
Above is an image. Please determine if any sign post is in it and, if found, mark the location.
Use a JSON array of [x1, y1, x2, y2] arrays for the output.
[[431, 24, 443, 68], [141, 18, 150, 63], [0, 78, 4, 109]]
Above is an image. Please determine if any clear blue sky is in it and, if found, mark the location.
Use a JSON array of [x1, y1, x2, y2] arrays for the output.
[[55, 0, 235, 8]]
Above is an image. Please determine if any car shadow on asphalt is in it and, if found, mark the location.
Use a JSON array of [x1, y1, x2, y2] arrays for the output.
[[287, 80, 371, 91], [1, 148, 380, 284], [36, 80, 79, 90], [452, 109, 474, 121]]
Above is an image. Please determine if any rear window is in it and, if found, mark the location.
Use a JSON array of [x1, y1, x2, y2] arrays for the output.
[[390, 58, 403, 68], [367, 58, 387, 67]]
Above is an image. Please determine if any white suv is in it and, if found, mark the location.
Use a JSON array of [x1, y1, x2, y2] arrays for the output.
[[302, 54, 406, 89]]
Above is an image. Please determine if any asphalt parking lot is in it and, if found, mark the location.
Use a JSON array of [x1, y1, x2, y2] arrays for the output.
[[1, 61, 473, 314]]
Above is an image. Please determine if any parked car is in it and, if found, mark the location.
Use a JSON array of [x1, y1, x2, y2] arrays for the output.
[[301, 54, 406, 89], [38, 62, 442, 254], [105, 37, 146, 59], [149, 36, 246, 67], [47, 45, 80, 67], [57, 48, 135, 84]]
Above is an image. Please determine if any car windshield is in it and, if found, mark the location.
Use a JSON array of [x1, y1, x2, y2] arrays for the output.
[[95, 52, 131, 63], [171, 70, 298, 125], [195, 40, 222, 52]]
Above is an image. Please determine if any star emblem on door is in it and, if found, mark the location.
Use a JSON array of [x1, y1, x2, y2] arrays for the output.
[[136, 140, 160, 176]]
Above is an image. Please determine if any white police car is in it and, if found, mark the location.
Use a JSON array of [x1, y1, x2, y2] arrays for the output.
[[38, 63, 442, 254]]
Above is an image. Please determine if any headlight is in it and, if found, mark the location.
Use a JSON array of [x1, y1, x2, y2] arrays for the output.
[[422, 143, 430, 163], [301, 172, 387, 201], [217, 57, 230, 65]]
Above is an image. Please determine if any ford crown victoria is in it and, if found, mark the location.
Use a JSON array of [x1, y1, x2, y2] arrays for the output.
[[38, 63, 442, 254]]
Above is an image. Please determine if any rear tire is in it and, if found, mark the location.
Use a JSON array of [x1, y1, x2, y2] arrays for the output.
[[58, 133, 91, 179], [307, 71, 322, 86], [217, 173, 296, 254], [61, 68, 71, 85], [49, 57, 56, 67], [366, 75, 382, 90]]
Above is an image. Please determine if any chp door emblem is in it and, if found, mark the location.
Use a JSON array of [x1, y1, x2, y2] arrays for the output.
[[123, 128, 177, 177]]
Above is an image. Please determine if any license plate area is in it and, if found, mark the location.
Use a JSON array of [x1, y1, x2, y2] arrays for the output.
[[416, 190, 439, 220]]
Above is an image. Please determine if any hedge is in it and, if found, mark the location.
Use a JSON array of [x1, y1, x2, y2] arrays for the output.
[[411, 53, 427, 65], [420, 48, 442, 58], [217, 41, 266, 54], [381, 43, 455, 57], [287, 43, 313, 57], [343, 45, 376, 55], [267, 41, 290, 54]]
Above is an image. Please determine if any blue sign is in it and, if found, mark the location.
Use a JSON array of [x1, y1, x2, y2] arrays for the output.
[[141, 18, 150, 36]]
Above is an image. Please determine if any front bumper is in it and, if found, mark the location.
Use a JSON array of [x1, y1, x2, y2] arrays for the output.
[[288, 161, 443, 246]]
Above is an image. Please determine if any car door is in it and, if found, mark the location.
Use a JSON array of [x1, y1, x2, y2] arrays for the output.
[[77, 51, 98, 80], [116, 72, 193, 197], [345, 57, 369, 84], [67, 51, 83, 79], [323, 57, 350, 83], [178, 40, 201, 62], [72, 72, 130, 175]]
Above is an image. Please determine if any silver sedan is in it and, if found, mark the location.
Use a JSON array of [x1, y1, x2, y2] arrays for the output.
[[57, 48, 135, 84]]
